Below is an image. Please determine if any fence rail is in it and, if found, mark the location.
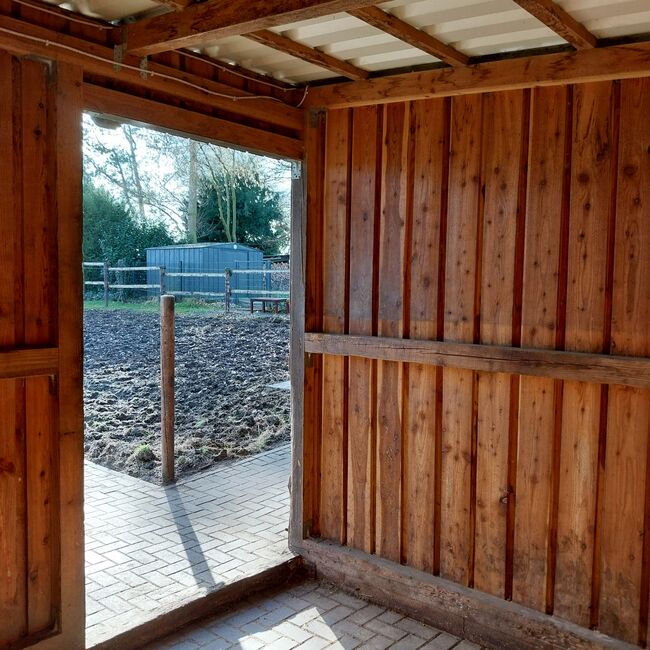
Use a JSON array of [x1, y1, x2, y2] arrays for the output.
[[82, 261, 289, 308]]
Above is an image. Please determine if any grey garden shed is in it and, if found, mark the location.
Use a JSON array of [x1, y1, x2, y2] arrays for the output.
[[146, 242, 269, 299]]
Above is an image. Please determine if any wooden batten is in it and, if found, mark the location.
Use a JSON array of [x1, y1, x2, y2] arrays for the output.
[[298, 539, 638, 650], [0, 14, 303, 139], [304, 334, 650, 389], [122, 0, 385, 56], [306, 41, 650, 108], [83, 85, 303, 160]]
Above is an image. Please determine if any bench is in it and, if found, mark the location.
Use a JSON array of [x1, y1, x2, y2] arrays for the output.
[[249, 297, 289, 314]]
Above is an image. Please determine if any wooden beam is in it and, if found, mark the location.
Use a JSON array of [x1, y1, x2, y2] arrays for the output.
[[83, 84, 303, 160], [0, 348, 59, 379], [122, 0, 383, 57], [348, 6, 469, 67], [296, 539, 636, 650], [304, 333, 650, 389], [512, 0, 597, 50], [0, 15, 303, 136], [245, 30, 369, 81], [152, 0, 194, 9], [306, 41, 650, 108]]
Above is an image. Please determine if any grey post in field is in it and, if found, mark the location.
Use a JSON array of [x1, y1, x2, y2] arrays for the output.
[[103, 260, 109, 306], [161, 294, 175, 484]]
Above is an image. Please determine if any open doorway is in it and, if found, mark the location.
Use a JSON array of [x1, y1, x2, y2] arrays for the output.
[[80, 114, 295, 647]]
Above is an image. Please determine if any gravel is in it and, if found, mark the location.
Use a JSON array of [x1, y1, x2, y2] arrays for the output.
[[83, 308, 290, 483]]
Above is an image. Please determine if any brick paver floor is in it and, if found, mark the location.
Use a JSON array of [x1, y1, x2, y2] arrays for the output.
[[85, 444, 292, 648], [146, 580, 486, 650]]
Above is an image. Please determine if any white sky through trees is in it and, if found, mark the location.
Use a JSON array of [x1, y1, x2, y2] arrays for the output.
[[82, 113, 291, 250]]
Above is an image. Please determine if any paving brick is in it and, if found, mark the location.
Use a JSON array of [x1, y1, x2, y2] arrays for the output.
[[420, 633, 462, 650], [84, 446, 291, 648]]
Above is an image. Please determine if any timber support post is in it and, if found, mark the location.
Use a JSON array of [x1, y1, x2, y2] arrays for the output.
[[103, 260, 109, 306], [161, 294, 175, 484]]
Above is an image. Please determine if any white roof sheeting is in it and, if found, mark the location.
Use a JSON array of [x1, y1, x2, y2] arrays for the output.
[[42, 0, 650, 84]]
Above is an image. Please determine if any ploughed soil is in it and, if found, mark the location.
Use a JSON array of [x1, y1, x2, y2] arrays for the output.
[[83, 309, 290, 482]]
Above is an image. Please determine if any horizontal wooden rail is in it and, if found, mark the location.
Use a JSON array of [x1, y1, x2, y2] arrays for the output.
[[0, 348, 59, 379], [304, 333, 650, 389]]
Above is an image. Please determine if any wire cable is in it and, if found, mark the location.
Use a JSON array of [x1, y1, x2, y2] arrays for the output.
[[0, 26, 310, 107]]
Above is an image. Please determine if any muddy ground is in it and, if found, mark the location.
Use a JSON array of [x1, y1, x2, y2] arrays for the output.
[[84, 309, 290, 482]]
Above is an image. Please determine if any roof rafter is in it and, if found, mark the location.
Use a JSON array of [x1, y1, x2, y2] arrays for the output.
[[511, 0, 597, 49], [149, 0, 194, 10], [349, 6, 469, 67], [244, 29, 369, 80], [122, 0, 384, 57]]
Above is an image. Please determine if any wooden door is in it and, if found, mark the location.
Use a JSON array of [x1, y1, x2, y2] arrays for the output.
[[0, 53, 85, 649]]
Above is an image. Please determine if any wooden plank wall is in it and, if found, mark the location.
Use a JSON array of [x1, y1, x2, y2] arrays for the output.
[[303, 78, 650, 646], [0, 52, 84, 649]]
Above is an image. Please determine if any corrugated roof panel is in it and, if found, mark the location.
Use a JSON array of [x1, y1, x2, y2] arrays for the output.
[[31, 0, 650, 84], [556, 0, 650, 39]]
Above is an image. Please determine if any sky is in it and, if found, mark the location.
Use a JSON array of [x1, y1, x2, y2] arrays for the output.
[[82, 112, 292, 240]]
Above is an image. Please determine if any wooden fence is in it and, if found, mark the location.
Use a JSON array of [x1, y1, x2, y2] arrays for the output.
[[82, 262, 290, 306]]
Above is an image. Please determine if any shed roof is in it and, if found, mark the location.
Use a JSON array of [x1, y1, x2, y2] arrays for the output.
[[146, 242, 260, 252], [40, 0, 650, 85]]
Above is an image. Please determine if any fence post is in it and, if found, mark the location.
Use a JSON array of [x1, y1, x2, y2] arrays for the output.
[[224, 268, 232, 313], [159, 265, 166, 297], [102, 260, 109, 307], [161, 294, 175, 484]]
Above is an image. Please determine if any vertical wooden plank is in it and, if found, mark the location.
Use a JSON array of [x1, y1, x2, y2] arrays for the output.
[[320, 108, 350, 543], [347, 105, 380, 553], [0, 51, 27, 645], [555, 81, 617, 625], [515, 85, 570, 611], [376, 102, 409, 563], [403, 98, 447, 573], [290, 161, 306, 549], [441, 94, 482, 585], [21, 59, 55, 636], [304, 109, 325, 537], [599, 77, 650, 644], [52, 62, 85, 649], [25, 377, 55, 635], [474, 90, 524, 598], [0, 381, 26, 645]]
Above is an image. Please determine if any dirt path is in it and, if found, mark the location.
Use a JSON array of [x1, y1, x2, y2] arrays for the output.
[[84, 309, 290, 482]]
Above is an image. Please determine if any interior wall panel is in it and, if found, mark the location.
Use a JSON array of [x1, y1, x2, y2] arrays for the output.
[[303, 77, 650, 647]]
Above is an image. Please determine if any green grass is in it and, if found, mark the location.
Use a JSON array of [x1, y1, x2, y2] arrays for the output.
[[84, 298, 223, 314]]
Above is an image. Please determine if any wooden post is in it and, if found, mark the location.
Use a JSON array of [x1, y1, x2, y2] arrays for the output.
[[102, 260, 109, 306], [159, 265, 166, 297], [224, 268, 232, 312], [161, 294, 175, 484]]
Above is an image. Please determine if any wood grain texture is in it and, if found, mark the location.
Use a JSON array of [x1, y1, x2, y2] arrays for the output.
[[83, 85, 302, 162], [303, 110, 326, 537], [347, 105, 380, 553], [511, 0, 597, 49], [53, 62, 85, 650], [123, 0, 385, 55], [441, 94, 482, 586], [555, 80, 616, 626], [348, 6, 469, 66], [375, 102, 409, 563], [402, 99, 447, 573], [599, 77, 650, 644], [245, 30, 369, 80], [513, 85, 570, 613], [320, 109, 350, 543], [474, 90, 524, 598]]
